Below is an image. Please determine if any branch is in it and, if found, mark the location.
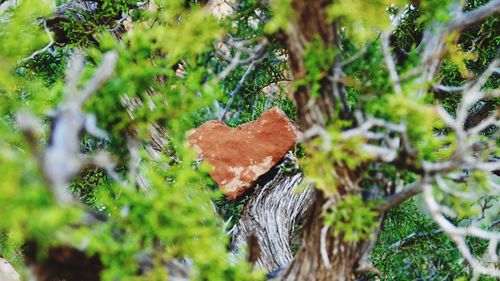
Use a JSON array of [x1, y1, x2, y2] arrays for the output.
[[218, 60, 256, 121], [419, 59, 500, 278], [464, 100, 497, 130], [381, 32, 403, 96], [423, 182, 500, 277], [389, 229, 444, 250], [340, 43, 370, 67], [416, 1, 499, 97], [375, 180, 424, 213], [0, 257, 20, 281], [230, 159, 313, 272], [214, 37, 267, 81], [19, 20, 54, 64], [448, 0, 500, 31], [432, 84, 466, 93], [78, 52, 119, 102], [16, 51, 118, 204]]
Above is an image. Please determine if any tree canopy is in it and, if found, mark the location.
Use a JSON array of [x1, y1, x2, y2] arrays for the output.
[[0, 0, 498, 280]]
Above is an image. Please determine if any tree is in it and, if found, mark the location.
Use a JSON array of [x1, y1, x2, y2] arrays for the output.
[[0, 0, 499, 280]]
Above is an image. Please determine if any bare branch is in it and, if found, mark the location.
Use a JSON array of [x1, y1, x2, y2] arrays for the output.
[[381, 32, 403, 96], [340, 43, 370, 67], [375, 180, 424, 213], [19, 20, 54, 64], [389, 229, 444, 250], [300, 124, 331, 151], [230, 164, 313, 272], [214, 37, 267, 82], [432, 84, 466, 93], [448, 0, 500, 31], [419, 57, 500, 278], [79, 52, 119, 103], [0, 257, 20, 281], [416, 1, 499, 96], [218, 60, 256, 121], [16, 51, 118, 205], [423, 182, 500, 277], [14, 111, 45, 172], [320, 226, 332, 269]]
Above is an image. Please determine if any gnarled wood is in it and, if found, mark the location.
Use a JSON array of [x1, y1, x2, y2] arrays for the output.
[[283, 0, 338, 130], [280, 189, 381, 281], [230, 162, 313, 272], [270, 1, 378, 280]]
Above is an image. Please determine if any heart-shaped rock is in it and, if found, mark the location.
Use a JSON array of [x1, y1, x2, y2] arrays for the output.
[[188, 107, 301, 200]]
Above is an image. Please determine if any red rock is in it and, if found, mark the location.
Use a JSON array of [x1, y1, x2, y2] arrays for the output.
[[188, 107, 301, 200]]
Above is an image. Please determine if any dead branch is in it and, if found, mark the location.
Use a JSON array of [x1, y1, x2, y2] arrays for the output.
[[389, 229, 444, 250], [0, 258, 20, 281], [19, 20, 54, 64], [420, 58, 500, 278], [381, 32, 403, 96], [17, 51, 118, 204], [417, 1, 500, 97], [219, 61, 256, 121], [375, 180, 424, 213], [230, 156, 313, 272], [448, 0, 500, 31]]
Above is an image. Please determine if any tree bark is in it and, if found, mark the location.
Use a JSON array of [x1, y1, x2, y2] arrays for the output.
[[268, 1, 380, 280], [283, 0, 338, 129], [230, 164, 313, 273], [281, 191, 368, 281]]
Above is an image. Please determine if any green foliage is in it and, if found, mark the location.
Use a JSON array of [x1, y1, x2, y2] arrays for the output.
[[0, 139, 84, 266], [227, 92, 296, 127], [419, 0, 455, 23], [324, 195, 379, 242], [436, 0, 500, 114], [433, 173, 499, 222], [19, 49, 68, 86], [0, 0, 498, 280], [296, 38, 336, 98], [389, 6, 423, 60], [264, 0, 292, 33], [372, 200, 496, 281], [71, 168, 110, 209], [327, 0, 407, 42], [0, 0, 54, 116], [58, 0, 141, 46], [153, 8, 223, 64], [0, 1, 263, 280], [301, 121, 374, 194], [78, 151, 261, 281]]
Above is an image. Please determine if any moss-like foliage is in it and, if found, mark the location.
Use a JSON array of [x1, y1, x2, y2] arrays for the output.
[[0, 0, 498, 280]]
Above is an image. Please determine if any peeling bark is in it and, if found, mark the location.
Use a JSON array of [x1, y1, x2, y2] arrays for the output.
[[265, 1, 379, 280], [284, 0, 338, 129], [230, 163, 313, 272], [281, 191, 366, 281]]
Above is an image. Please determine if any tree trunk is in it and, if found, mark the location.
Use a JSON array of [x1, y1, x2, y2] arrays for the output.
[[265, 0, 381, 280], [283, 0, 338, 129], [230, 164, 313, 272], [280, 191, 371, 281]]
